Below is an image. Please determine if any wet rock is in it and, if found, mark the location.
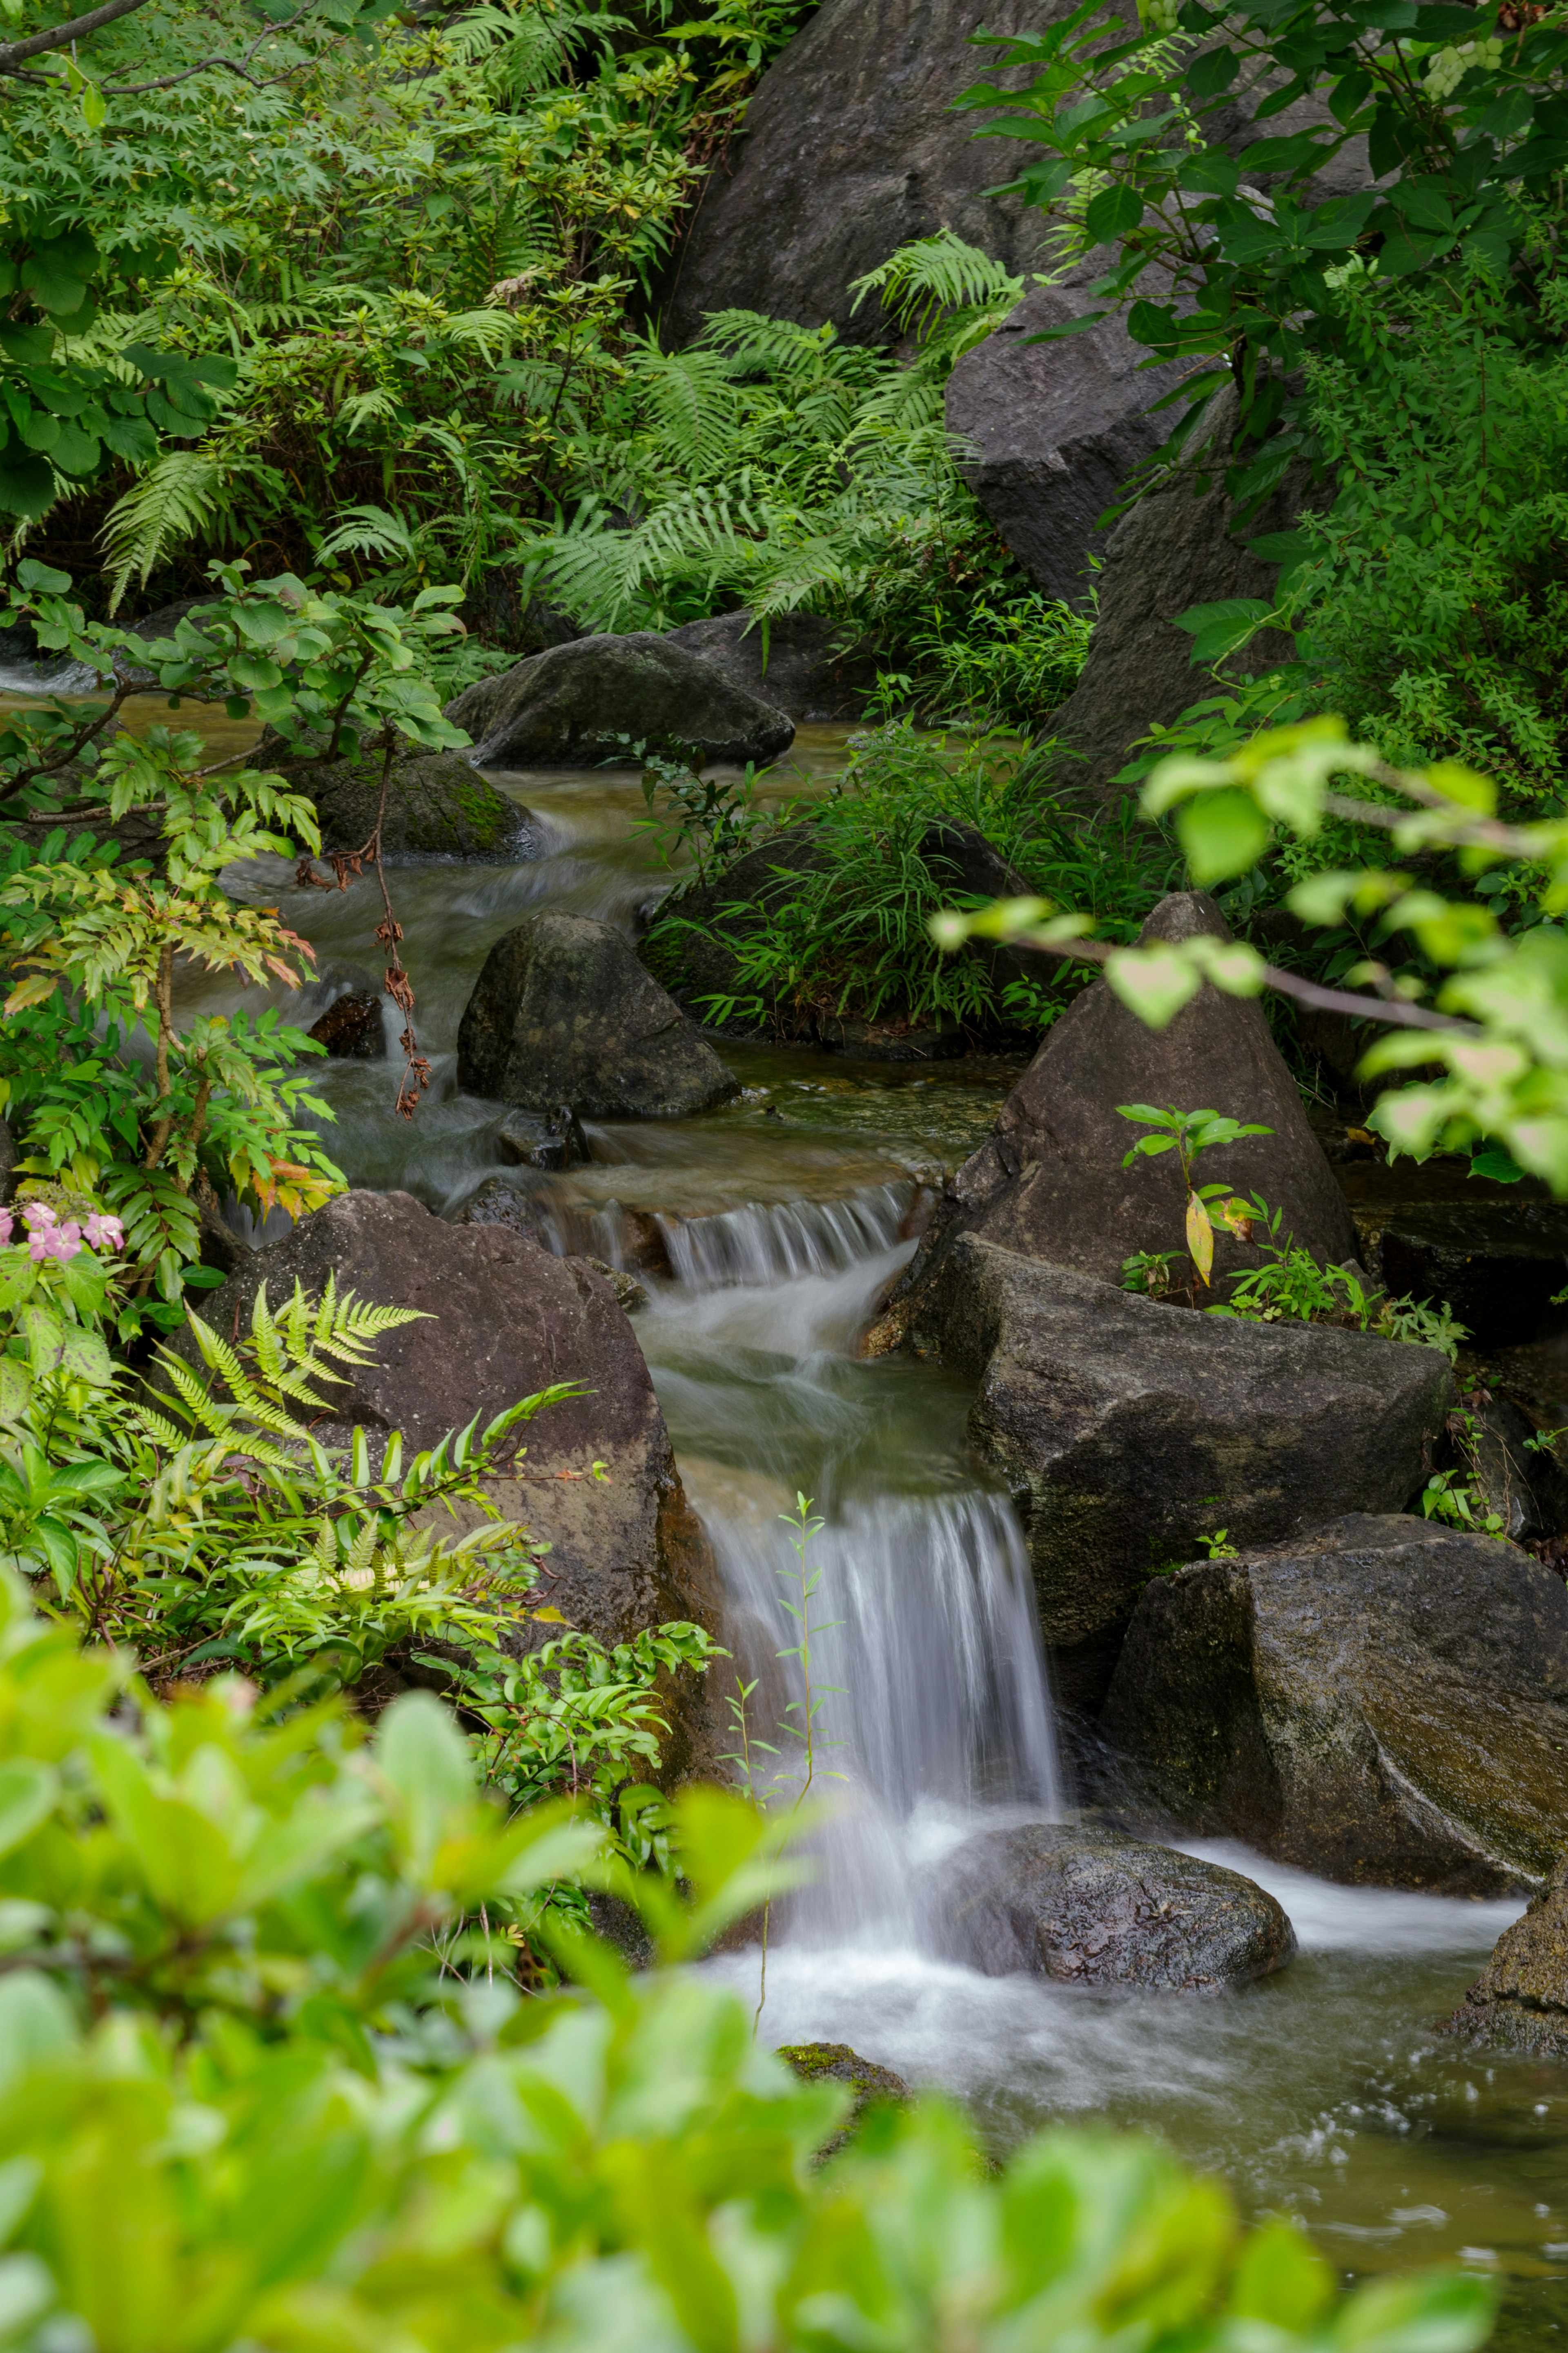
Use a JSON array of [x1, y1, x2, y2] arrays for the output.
[[282, 740, 530, 859], [1042, 393, 1317, 801], [664, 611, 880, 719], [579, 1257, 648, 1314], [898, 891, 1359, 1317], [1444, 1855, 1568, 2057], [1464, 1395, 1568, 1544], [1378, 1200, 1568, 1350], [778, 2042, 910, 2154], [946, 274, 1196, 607], [932, 1238, 1454, 1713], [1100, 1512, 1568, 1894], [497, 1104, 590, 1171], [197, 1189, 726, 1778], [459, 911, 739, 1118], [452, 1178, 550, 1243], [307, 989, 386, 1060], [662, 0, 1056, 349], [445, 633, 794, 770], [928, 1820, 1296, 1991]]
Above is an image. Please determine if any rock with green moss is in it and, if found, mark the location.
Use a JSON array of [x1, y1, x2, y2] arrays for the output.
[[305, 747, 531, 859], [778, 2043, 909, 2155], [1444, 1855, 1568, 2056]]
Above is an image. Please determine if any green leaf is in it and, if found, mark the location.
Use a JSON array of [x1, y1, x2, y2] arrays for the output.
[[0, 1972, 77, 2093], [1084, 182, 1145, 243], [1177, 787, 1270, 885], [1172, 597, 1273, 664], [0, 1762, 56, 1861]]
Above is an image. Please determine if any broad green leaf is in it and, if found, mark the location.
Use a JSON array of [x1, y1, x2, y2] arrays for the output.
[[1176, 787, 1269, 885], [0, 1971, 77, 2092], [0, 1762, 56, 1860]]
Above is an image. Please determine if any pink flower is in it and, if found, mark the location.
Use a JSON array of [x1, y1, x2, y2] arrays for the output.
[[20, 1201, 54, 1231], [28, 1221, 82, 1265], [84, 1213, 124, 1251], [0, 1210, 11, 1248]]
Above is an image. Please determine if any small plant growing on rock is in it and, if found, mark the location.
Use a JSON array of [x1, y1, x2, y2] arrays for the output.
[[1117, 1104, 1274, 1288]]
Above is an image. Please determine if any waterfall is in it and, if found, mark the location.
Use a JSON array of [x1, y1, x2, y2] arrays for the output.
[[658, 1181, 917, 1289], [708, 1488, 1061, 1949]]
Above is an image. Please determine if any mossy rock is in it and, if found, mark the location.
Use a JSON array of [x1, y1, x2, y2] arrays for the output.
[[307, 747, 530, 858], [778, 2041, 909, 2156]]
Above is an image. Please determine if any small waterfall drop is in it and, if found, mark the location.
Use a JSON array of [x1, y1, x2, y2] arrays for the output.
[[658, 1181, 915, 1289]]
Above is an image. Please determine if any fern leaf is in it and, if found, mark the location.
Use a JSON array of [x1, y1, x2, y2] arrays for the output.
[[102, 453, 234, 614]]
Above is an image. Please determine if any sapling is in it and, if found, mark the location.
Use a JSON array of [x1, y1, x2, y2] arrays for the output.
[[1116, 1104, 1274, 1288]]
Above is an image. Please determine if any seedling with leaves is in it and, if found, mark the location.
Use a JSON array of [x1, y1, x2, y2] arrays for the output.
[[1118, 1104, 1274, 1287]]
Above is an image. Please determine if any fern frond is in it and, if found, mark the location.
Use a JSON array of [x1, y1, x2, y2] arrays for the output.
[[101, 453, 234, 614], [849, 229, 1025, 345]]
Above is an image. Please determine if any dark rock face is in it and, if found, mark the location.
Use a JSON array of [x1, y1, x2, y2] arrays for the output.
[[1445, 1856, 1568, 2057], [445, 634, 795, 770], [931, 1237, 1454, 1711], [1100, 1513, 1568, 1893], [946, 275, 1196, 607], [664, 611, 880, 719], [1466, 1396, 1568, 1545], [1378, 1200, 1568, 1350], [1042, 397, 1316, 801], [307, 990, 386, 1060], [202, 1190, 725, 1777], [497, 1104, 590, 1171], [458, 911, 739, 1118], [452, 1178, 550, 1243], [662, 0, 1057, 348], [906, 892, 1360, 1301], [928, 1821, 1296, 1991], [297, 746, 529, 859]]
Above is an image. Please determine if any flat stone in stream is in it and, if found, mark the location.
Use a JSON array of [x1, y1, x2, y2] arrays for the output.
[[458, 911, 739, 1119], [926, 1235, 1453, 1714], [926, 1822, 1296, 1993], [445, 632, 795, 769], [777, 2043, 910, 2155], [1100, 1512, 1568, 1894]]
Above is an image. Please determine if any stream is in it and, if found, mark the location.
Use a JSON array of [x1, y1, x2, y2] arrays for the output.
[[29, 700, 1568, 2344]]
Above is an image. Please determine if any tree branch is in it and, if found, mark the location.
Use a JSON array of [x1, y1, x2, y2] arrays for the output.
[[1018, 930, 1478, 1035], [0, 0, 151, 71]]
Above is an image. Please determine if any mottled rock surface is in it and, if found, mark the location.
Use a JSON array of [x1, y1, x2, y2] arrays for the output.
[[778, 2042, 910, 2157], [301, 746, 528, 858], [928, 1820, 1296, 1991], [1101, 1513, 1568, 1893], [932, 1240, 1453, 1711], [664, 611, 880, 719], [1445, 1856, 1568, 2056], [1378, 1199, 1568, 1350], [459, 911, 738, 1118], [446, 633, 794, 770], [894, 891, 1359, 1314], [197, 1189, 725, 1778], [307, 990, 386, 1060]]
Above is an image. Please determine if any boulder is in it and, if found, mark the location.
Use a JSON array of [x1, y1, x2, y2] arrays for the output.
[[661, 0, 1057, 349], [497, 1103, 590, 1171], [445, 633, 795, 771], [896, 891, 1360, 1312], [452, 1178, 550, 1243], [1100, 1512, 1568, 1894], [295, 744, 530, 859], [664, 611, 880, 719], [307, 990, 386, 1060], [945, 273, 1197, 608], [777, 2043, 909, 2155], [457, 910, 739, 1118], [1377, 1199, 1568, 1350], [196, 1189, 726, 1778], [1464, 1395, 1568, 1545], [1444, 1856, 1568, 2058], [927, 1820, 1296, 1991], [930, 1236, 1454, 1711], [1041, 392, 1316, 802]]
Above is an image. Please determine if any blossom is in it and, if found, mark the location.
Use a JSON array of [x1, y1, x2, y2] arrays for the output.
[[29, 1220, 82, 1265], [0, 1210, 11, 1248], [19, 1201, 54, 1231], [83, 1213, 125, 1252]]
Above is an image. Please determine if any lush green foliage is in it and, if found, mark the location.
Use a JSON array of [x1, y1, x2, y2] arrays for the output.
[[958, 0, 1568, 497], [646, 723, 1177, 1038], [0, 1558, 1499, 2353]]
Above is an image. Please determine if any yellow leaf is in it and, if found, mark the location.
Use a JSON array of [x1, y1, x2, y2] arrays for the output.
[[1185, 1192, 1214, 1286], [530, 1606, 567, 1623], [3, 973, 62, 1014], [1213, 1195, 1255, 1240]]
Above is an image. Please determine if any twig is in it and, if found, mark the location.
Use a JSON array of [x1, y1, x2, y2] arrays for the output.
[[1014, 928, 1478, 1035]]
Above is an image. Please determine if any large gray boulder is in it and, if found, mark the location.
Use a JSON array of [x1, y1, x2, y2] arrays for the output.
[[1041, 393, 1315, 801], [261, 732, 530, 859], [1100, 1513, 1568, 1894], [458, 910, 739, 1118], [1444, 1856, 1568, 2057], [927, 1820, 1296, 1992], [188, 1189, 726, 1779], [662, 0, 1055, 348], [945, 273, 1196, 608], [445, 633, 795, 770], [893, 891, 1360, 1315], [663, 611, 880, 720], [930, 1236, 1454, 1711]]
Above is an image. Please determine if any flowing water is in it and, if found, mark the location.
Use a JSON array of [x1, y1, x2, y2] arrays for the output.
[[38, 709, 1568, 2338]]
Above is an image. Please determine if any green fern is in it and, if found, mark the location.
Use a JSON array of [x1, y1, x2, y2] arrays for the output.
[[101, 453, 234, 613]]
